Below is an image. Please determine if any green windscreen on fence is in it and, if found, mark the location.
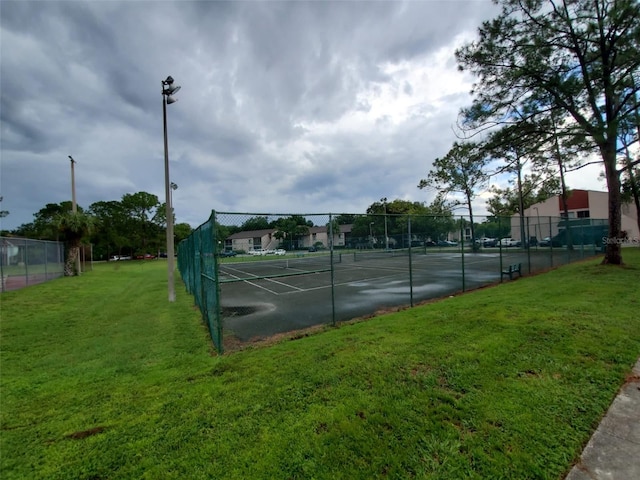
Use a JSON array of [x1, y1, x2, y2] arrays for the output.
[[177, 211, 222, 353], [178, 212, 610, 353]]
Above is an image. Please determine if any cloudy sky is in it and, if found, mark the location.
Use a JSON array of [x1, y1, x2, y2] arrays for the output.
[[0, 0, 606, 231]]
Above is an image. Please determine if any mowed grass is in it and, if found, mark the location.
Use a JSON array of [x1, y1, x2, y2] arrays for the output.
[[1, 252, 639, 479]]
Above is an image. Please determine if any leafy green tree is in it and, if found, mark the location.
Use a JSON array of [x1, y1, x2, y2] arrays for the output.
[[120, 192, 163, 254], [88, 200, 132, 259], [56, 211, 94, 276], [487, 175, 561, 217], [351, 199, 453, 247], [619, 89, 640, 243], [239, 216, 272, 232], [476, 217, 511, 240], [412, 194, 457, 243], [334, 214, 356, 225], [0, 196, 8, 220], [14, 202, 78, 240], [273, 216, 312, 249], [456, 0, 640, 264], [419, 142, 488, 248], [174, 223, 194, 246]]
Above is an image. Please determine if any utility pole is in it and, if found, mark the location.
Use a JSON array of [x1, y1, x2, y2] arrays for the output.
[[69, 156, 81, 275], [161, 75, 181, 302], [69, 156, 77, 213], [381, 197, 389, 250]]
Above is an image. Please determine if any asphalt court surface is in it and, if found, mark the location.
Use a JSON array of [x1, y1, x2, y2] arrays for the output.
[[219, 250, 593, 341]]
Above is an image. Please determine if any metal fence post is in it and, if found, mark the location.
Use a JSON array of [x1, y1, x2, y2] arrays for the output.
[[24, 238, 29, 286], [549, 216, 554, 267], [461, 217, 466, 292], [1, 238, 5, 293], [43, 240, 48, 280], [526, 216, 531, 274], [329, 214, 336, 326], [499, 216, 504, 282], [408, 217, 413, 307], [212, 211, 222, 353]]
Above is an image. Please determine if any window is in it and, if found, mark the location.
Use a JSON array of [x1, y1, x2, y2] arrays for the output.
[[577, 210, 590, 218]]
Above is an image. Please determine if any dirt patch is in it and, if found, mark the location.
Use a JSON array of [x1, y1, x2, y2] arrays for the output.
[[65, 426, 108, 440], [625, 374, 640, 383]]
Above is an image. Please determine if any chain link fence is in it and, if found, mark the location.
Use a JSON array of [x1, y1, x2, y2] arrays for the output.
[[178, 212, 608, 353], [1, 237, 65, 292], [177, 212, 222, 352]]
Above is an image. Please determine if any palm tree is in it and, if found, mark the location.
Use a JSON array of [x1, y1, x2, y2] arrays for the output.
[[56, 211, 94, 276]]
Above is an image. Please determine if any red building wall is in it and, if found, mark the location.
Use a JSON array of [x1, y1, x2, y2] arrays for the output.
[[560, 189, 589, 211]]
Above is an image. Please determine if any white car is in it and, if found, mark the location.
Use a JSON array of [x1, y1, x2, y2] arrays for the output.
[[499, 238, 520, 247], [248, 249, 264, 256], [274, 249, 286, 255]]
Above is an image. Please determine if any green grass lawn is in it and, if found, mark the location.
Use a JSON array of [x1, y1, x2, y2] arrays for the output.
[[1, 252, 639, 479]]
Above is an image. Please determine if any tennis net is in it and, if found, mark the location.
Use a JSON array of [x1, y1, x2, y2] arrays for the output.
[[219, 253, 341, 283], [351, 248, 411, 262]]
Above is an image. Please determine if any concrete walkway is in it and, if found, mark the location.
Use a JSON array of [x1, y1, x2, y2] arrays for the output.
[[565, 358, 640, 479]]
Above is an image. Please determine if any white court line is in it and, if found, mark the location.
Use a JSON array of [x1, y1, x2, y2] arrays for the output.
[[219, 265, 307, 294], [281, 269, 408, 294], [219, 269, 281, 295], [220, 255, 504, 296]]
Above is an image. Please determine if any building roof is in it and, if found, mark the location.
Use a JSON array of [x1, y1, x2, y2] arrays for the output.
[[226, 224, 353, 240], [227, 229, 275, 240]]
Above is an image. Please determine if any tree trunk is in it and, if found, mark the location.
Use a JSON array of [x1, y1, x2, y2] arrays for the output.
[[65, 245, 79, 276], [466, 192, 478, 252], [553, 119, 572, 250], [601, 144, 623, 265]]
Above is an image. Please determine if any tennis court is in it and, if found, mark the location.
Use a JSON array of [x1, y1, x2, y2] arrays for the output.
[[218, 248, 583, 342], [178, 211, 607, 351]]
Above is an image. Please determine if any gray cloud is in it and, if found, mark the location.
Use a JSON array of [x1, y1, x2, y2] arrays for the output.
[[1, 0, 503, 231]]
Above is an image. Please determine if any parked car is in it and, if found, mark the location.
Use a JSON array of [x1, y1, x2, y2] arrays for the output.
[[135, 253, 157, 260], [248, 249, 264, 256], [483, 238, 497, 247], [499, 238, 520, 247], [438, 240, 458, 247], [274, 249, 286, 255], [475, 237, 496, 247], [539, 237, 552, 247], [218, 250, 237, 258]]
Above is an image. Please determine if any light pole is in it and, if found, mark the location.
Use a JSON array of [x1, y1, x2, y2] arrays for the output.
[[381, 197, 389, 250], [369, 221, 374, 248], [68, 156, 77, 214], [533, 206, 541, 247], [68, 156, 81, 274], [162, 75, 181, 302]]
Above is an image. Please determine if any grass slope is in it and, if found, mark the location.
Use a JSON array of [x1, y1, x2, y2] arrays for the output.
[[1, 252, 639, 479]]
